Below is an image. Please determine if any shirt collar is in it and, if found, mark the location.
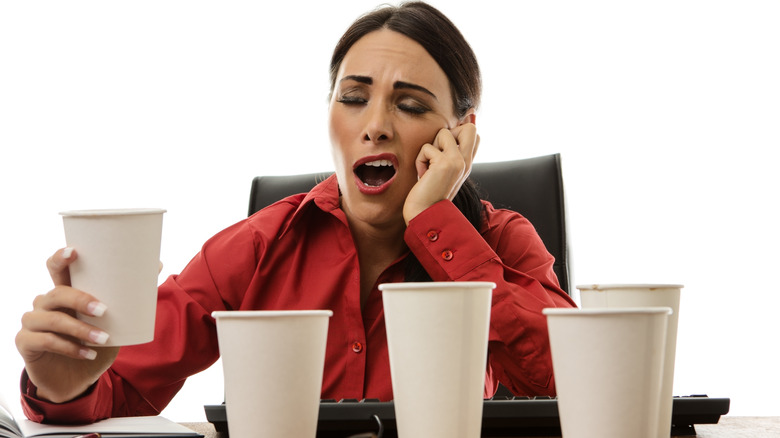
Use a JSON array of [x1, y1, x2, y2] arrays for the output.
[[279, 174, 343, 238]]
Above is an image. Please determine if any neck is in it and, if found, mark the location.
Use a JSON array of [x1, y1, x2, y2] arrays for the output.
[[347, 214, 407, 266], [342, 206, 407, 308]]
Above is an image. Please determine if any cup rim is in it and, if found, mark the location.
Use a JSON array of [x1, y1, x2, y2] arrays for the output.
[[543, 306, 672, 316], [60, 208, 167, 217], [212, 310, 333, 319], [576, 283, 683, 290], [378, 281, 496, 291]]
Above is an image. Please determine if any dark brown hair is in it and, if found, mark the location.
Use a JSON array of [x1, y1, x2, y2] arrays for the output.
[[330, 2, 485, 282]]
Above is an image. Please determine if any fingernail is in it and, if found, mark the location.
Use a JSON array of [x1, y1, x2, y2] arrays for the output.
[[79, 348, 97, 360], [87, 301, 107, 317], [62, 247, 74, 259], [89, 330, 110, 345]]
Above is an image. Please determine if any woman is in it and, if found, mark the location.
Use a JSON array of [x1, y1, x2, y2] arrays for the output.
[[16, 1, 575, 424]]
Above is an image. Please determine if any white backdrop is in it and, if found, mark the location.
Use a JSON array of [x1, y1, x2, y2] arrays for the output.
[[1, 0, 778, 422]]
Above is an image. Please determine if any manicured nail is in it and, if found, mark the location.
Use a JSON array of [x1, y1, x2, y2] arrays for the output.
[[87, 301, 107, 317], [62, 247, 74, 259], [79, 348, 97, 360], [89, 330, 110, 345]]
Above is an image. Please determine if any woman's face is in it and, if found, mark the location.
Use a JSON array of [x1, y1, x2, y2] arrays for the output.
[[329, 29, 460, 231]]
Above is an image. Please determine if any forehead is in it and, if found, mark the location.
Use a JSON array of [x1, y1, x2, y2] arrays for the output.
[[337, 29, 451, 95]]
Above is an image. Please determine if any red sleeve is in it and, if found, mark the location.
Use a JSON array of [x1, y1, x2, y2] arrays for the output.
[[20, 277, 224, 423], [20, 218, 262, 423], [21, 370, 114, 424], [404, 200, 576, 396]]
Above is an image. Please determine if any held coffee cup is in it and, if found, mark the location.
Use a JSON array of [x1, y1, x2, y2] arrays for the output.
[[60, 208, 165, 346]]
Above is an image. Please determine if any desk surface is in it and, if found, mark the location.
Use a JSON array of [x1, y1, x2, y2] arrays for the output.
[[183, 416, 780, 438]]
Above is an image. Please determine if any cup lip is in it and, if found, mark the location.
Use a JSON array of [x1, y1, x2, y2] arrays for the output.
[[378, 281, 496, 291], [212, 310, 334, 319], [60, 208, 167, 217], [543, 306, 672, 316], [576, 283, 683, 290]]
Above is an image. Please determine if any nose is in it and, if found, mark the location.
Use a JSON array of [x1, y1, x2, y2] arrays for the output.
[[362, 103, 393, 144]]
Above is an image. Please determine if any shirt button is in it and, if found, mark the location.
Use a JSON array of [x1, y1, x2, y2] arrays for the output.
[[426, 230, 439, 242], [352, 342, 363, 353], [441, 250, 454, 261]]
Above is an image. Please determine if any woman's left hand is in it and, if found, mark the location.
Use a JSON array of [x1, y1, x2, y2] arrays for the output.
[[403, 123, 479, 224]]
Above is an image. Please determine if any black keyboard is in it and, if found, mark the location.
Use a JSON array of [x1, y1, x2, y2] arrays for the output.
[[204, 395, 730, 437]]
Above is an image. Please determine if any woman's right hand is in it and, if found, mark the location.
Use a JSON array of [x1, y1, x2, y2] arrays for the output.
[[15, 248, 120, 403]]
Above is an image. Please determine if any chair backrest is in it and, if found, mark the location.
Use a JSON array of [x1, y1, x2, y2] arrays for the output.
[[248, 153, 570, 294]]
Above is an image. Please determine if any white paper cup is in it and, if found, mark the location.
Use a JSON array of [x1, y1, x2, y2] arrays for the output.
[[379, 281, 495, 438], [60, 208, 165, 346], [212, 310, 332, 438], [578, 284, 682, 438], [544, 307, 670, 438]]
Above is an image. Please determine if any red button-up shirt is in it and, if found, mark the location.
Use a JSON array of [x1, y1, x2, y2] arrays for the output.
[[22, 175, 575, 423]]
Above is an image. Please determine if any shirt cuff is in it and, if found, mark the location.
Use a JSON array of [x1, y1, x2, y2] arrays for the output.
[[404, 200, 496, 281], [20, 369, 104, 424]]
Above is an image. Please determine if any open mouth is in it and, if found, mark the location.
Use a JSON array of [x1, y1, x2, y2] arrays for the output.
[[355, 159, 397, 187]]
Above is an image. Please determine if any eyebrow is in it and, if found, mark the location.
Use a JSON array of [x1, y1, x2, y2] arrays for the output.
[[340, 75, 438, 100], [395, 81, 438, 100]]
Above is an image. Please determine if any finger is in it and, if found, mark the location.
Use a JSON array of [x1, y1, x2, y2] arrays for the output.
[[16, 329, 98, 361], [432, 127, 458, 152], [438, 126, 472, 179], [415, 143, 439, 178], [436, 125, 475, 200], [471, 133, 481, 162], [21, 307, 110, 347], [435, 126, 475, 178], [452, 123, 478, 163], [33, 286, 107, 318], [47, 248, 75, 287], [416, 143, 464, 198]]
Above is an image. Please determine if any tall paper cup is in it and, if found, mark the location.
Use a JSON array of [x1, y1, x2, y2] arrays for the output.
[[379, 281, 495, 438], [578, 284, 682, 438], [212, 310, 332, 438], [61, 208, 165, 346], [544, 307, 670, 438]]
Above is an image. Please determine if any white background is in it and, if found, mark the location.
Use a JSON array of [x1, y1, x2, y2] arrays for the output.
[[1, 0, 778, 422]]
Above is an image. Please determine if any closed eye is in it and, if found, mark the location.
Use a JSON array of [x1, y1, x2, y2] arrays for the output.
[[396, 95, 431, 115], [397, 103, 429, 115], [337, 96, 367, 105]]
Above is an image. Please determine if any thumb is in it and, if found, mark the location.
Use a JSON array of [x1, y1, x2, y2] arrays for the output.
[[47, 247, 75, 286]]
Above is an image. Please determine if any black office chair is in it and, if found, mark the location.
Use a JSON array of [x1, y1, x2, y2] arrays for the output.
[[248, 153, 570, 295]]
